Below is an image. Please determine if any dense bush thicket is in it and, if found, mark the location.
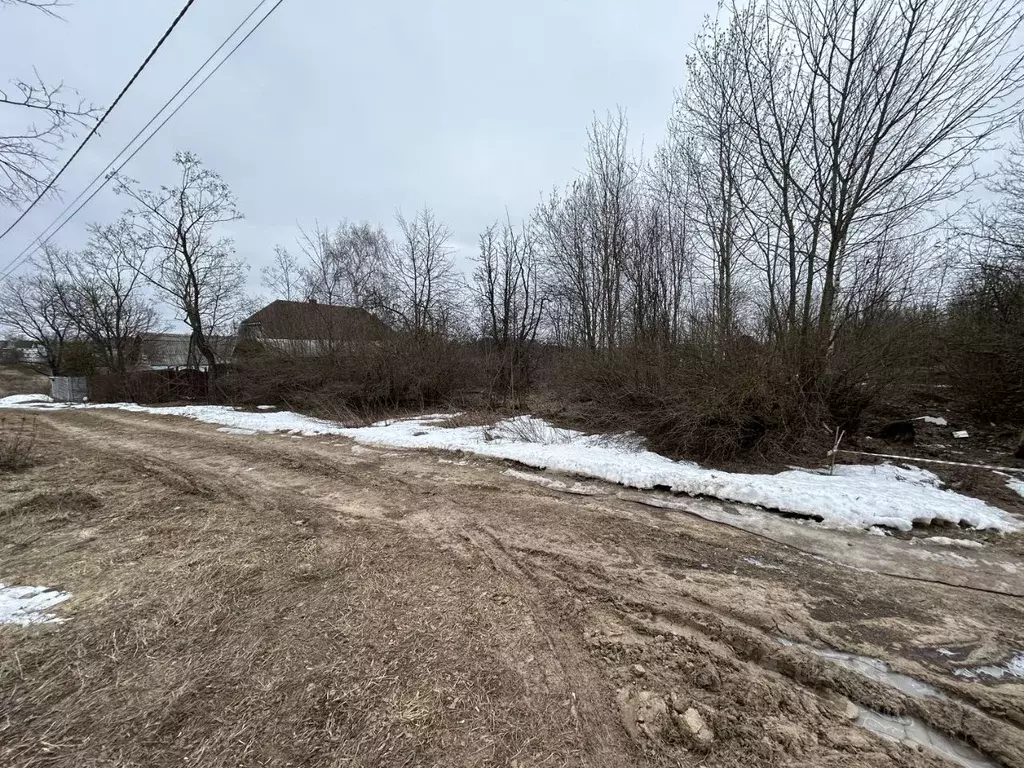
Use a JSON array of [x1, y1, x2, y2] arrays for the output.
[[223, 334, 479, 419], [945, 265, 1024, 423]]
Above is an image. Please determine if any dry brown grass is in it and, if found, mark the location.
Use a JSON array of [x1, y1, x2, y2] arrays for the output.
[[0, 365, 48, 398], [0, 420, 595, 768], [0, 416, 36, 473]]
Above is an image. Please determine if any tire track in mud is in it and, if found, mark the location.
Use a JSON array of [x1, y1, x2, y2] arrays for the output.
[[474, 523, 1024, 767], [452, 523, 637, 765]]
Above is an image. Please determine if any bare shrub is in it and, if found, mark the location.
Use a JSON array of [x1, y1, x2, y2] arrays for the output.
[[224, 332, 479, 419], [555, 318, 922, 462], [0, 416, 36, 472], [89, 370, 210, 405], [945, 264, 1024, 422], [485, 416, 577, 445]]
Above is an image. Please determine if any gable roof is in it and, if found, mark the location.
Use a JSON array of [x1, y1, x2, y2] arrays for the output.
[[239, 300, 388, 341]]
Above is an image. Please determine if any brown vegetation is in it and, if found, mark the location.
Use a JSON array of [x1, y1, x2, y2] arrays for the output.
[[0, 415, 35, 472]]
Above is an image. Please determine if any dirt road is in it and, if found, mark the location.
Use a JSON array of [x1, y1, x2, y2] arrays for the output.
[[2, 408, 1023, 767]]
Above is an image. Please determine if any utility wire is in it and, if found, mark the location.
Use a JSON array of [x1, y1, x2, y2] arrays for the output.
[[0, 0, 199, 244], [0, 0, 274, 280], [1, 0, 287, 281]]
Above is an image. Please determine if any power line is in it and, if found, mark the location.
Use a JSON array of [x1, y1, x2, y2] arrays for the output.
[[1, 0, 287, 281], [0, 0, 199, 245], [0, 0, 274, 279]]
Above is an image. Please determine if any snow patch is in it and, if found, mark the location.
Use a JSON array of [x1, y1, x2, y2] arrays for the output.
[[0, 393, 53, 406], [4, 400, 1019, 533], [916, 415, 949, 426], [0, 584, 71, 625], [1006, 478, 1024, 499], [742, 557, 786, 572], [919, 536, 984, 550], [831, 462, 941, 488], [503, 469, 603, 496], [954, 653, 1024, 680], [218, 427, 258, 436], [256, 405, 275, 410]]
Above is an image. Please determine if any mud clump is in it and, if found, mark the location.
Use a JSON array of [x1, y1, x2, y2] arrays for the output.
[[617, 688, 670, 741], [670, 692, 716, 749]]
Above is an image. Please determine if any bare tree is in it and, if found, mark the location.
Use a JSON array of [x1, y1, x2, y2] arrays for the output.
[[378, 207, 460, 335], [943, 118, 1024, 418], [538, 111, 645, 351], [781, 0, 1024, 350], [674, 14, 759, 337], [0, 1, 99, 206], [473, 218, 546, 402], [537, 178, 601, 349], [959, 118, 1024, 269], [0, 1, 66, 13], [114, 152, 246, 376], [274, 221, 390, 308], [261, 246, 301, 301], [334, 221, 389, 308], [55, 221, 160, 374], [290, 222, 342, 304], [538, 109, 702, 352], [670, 0, 1024, 364], [0, 246, 75, 374]]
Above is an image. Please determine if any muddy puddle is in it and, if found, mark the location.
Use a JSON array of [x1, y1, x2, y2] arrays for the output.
[[779, 639, 998, 768], [854, 710, 996, 768]]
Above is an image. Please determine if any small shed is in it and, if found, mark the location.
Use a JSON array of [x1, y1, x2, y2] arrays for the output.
[[51, 376, 88, 403]]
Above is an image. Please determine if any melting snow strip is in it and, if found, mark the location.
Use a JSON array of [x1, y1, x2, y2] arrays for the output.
[[4, 396, 1020, 534], [917, 537, 984, 550], [503, 469, 604, 496]]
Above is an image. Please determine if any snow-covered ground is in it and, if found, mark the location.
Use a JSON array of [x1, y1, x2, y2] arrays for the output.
[[0, 584, 70, 625], [3, 395, 1021, 533]]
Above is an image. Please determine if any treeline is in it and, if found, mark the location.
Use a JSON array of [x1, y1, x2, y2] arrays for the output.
[[5, 0, 1024, 460], [248, 0, 1024, 457]]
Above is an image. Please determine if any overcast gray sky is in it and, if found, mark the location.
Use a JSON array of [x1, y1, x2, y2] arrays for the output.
[[0, 0, 715, 295]]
